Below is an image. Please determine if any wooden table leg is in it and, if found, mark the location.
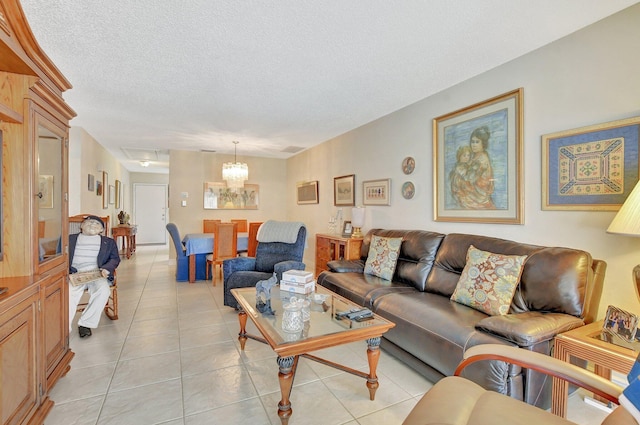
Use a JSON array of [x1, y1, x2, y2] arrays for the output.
[[551, 340, 570, 417], [124, 236, 130, 259], [238, 310, 247, 350], [277, 356, 298, 425], [189, 254, 195, 283], [366, 337, 381, 400]]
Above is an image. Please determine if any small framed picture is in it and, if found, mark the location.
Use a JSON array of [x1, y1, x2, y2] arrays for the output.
[[363, 178, 391, 206], [342, 221, 352, 237], [334, 174, 355, 206], [297, 180, 319, 204], [603, 305, 639, 342]]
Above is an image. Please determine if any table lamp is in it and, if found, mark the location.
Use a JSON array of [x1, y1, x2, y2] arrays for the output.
[[607, 181, 640, 300], [351, 207, 365, 239]]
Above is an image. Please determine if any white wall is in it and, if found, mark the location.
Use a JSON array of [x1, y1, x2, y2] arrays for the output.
[[286, 4, 640, 319]]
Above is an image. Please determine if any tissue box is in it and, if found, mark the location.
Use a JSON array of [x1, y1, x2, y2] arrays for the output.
[[280, 279, 315, 294], [282, 270, 314, 283]]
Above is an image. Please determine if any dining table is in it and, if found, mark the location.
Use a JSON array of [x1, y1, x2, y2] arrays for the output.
[[182, 232, 249, 283]]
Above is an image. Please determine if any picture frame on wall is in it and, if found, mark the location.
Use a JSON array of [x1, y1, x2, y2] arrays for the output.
[[334, 174, 355, 206], [102, 171, 109, 209], [109, 185, 115, 204], [433, 88, 523, 224], [88, 174, 95, 191], [115, 180, 122, 209], [363, 178, 391, 205], [203, 182, 259, 210], [542, 116, 640, 211], [296, 180, 319, 204]]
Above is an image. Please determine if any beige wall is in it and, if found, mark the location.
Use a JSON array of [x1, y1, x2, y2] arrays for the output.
[[167, 150, 287, 256], [69, 127, 131, 225], [287, 4, 640, 319]]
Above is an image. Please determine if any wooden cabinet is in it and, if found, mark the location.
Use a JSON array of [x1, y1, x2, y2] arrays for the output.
[[315, 233, 363, 276], [0, 1, 75, 424]]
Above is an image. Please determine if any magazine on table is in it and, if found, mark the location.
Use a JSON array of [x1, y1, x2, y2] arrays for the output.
[[69, 270, 103, 287]]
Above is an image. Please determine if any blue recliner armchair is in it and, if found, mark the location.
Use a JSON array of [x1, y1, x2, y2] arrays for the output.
[[166, 223, 207, 282], [223, 221, 306, 308]]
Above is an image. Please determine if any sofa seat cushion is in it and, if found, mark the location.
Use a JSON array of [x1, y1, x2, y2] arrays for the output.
[[373, 291, 516, 378], [317, 270, 415, 308]]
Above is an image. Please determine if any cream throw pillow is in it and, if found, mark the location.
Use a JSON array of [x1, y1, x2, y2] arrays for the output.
[[451, 245, 527, 316], [363, 235, 403, 281]]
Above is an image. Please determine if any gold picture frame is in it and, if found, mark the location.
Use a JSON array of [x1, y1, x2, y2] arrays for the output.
[[115, 180, 122, 209], [102, 171, 108, 209], [542, 116, 640, 211], [334, 174, 355, 206], [433, 88, 523, 224], [203, 182, 259, 210]]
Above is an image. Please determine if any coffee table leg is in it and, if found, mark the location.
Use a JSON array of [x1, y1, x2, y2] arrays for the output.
[[277, 355, 298, 425], [238, 310, 247, 350], [366, 337, 381, 400]]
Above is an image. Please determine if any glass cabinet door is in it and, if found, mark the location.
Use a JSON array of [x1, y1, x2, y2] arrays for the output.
[[35, 117, 66, 270]]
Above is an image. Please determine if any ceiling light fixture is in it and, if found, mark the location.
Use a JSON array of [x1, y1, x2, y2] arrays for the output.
[[222, 141, 248, 190], [140, 160, 150, 167]]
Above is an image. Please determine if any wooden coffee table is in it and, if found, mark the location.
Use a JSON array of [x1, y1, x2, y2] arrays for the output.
[[231, 286, 395, 425]]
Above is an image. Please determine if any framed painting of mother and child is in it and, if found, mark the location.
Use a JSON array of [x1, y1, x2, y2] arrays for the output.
[[433, 88, 524, 224]]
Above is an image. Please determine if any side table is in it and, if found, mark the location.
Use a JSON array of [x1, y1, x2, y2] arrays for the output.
[[552, 320, 637, 417], [315, 233, 363, 276], [112, 225, 137, 259]]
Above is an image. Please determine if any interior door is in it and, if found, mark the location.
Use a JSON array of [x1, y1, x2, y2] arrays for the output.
[[133, 183, 167, 244]]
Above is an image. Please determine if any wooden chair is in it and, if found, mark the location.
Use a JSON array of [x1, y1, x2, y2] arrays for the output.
[[203, 219, 221, 233], [247, 221, 263, 257], [69, 214, 119, 320], [230, 219, 248, 232], [206, 222, 238, 285]]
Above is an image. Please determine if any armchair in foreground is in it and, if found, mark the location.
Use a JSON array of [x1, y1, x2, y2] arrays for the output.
[[403, 344, 633, 425], [223, 221, 306, 309]]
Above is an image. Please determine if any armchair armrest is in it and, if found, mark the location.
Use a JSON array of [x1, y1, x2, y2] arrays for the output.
[[223, 257, 257, 286], [274, 261, 305, 281], [475, 312, 584, 347], [455, 344, 622, 406], [327, 260, 365, 273]]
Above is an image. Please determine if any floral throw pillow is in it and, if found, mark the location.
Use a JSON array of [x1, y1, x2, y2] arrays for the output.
[[363, 235, 403, 281], [450, 245, 527, 316]]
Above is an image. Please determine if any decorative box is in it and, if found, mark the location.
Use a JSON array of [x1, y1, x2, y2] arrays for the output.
[[282, 270, 314, 284]]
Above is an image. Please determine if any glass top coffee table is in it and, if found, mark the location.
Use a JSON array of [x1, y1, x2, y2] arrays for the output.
[[231, 285, 395, 425]]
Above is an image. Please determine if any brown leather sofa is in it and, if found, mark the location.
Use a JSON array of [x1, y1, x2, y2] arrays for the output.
[[317, 229, 606, 409]]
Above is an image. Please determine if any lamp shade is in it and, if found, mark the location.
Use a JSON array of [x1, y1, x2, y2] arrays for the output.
[[351, 207, 365, 228], [607, 181, 640, 236]]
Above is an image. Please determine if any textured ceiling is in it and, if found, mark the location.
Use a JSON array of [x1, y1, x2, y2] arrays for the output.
[[18, 0, 639, 173]]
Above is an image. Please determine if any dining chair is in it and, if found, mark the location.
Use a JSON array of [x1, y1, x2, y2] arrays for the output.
[[230, 219, 248, 232], [206, 222, 238, 285], [69, 214, 119, 320], [203, 219, 221, 233], [247, 221, 263, 257]]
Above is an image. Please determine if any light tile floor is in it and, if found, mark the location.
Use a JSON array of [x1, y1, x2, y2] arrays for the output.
[[45, 244, 610, 425]]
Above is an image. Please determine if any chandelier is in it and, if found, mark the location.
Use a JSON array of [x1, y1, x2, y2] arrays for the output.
[[222, 141, 248, 190]]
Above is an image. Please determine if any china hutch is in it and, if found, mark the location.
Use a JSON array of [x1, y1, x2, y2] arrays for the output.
[[0, 1, 75, 424]]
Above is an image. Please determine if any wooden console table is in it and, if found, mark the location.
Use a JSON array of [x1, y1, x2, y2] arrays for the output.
[[315, 233, 363, 276], [552, 320, 637, 417], [112, 225, 137, 259]]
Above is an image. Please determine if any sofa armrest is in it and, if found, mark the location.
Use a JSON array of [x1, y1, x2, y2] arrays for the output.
[[274, 261, 305, 280], [224, 257, 257, 275], [475, 312, 584, 347], [327, 260, 365, 273]]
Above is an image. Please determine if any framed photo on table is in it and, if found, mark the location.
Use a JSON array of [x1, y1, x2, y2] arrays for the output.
[[342, 221, 352, 237], [603, 305, 639, 343], [433, 88, 523, 224], [334, 174, 355, 206], [542, 116, 640, 211]]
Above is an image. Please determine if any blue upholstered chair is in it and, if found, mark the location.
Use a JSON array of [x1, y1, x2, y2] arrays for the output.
[[166, 223, 207, 282], [223, 222, 306, 309]]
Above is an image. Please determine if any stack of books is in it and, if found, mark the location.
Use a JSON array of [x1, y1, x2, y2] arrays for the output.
[[280, 270, 315, 294]]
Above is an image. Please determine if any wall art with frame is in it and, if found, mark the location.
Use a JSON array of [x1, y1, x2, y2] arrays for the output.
[[363, 178, 390, 205], [433, 88, 523, 224], [334, 174, 355, 206], [115, 180, 122, 209], [296, 180, 319, 204], [102, 171, 109, 209], [203, 182, 259, 210], [542, 116, 640, 211]]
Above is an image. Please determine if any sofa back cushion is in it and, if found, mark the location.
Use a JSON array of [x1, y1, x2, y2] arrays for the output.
[[426, 233, 593, 317], [361, 229, 445, 291]]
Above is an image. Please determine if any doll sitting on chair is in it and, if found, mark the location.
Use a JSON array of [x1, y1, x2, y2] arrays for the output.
[[68, 215, 120, 338]]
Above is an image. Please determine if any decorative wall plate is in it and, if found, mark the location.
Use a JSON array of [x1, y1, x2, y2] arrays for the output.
[[402, 181, 415, 199], [402, 157, 415, 175]]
